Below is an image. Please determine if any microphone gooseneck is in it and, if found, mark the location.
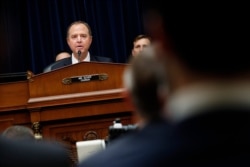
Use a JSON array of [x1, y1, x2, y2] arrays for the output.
[[77, 50, 81, 62]]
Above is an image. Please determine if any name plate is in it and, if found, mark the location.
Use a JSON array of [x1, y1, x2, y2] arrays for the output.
[[62, 73, 108, 85]]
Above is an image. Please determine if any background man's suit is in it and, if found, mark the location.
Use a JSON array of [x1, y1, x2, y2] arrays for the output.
[[44, 55, 113, 72]]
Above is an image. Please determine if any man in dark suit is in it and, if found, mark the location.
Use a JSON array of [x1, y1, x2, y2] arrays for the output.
[[44, 21, 112, 72], [0, 136, 71, 167], [79, 1, 250, 167]]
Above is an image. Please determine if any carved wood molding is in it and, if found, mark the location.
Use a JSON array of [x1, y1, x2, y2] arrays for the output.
[[61, 130, 99, 167]]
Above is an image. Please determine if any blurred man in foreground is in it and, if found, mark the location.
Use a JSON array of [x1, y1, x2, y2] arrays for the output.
[[79, 1, 250, 167], [79, 46, 169, 167]]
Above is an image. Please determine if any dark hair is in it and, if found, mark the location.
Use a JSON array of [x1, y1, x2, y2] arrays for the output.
[[133, 34, 151, 44], [66, 20, 92, 38], [142, 2, 249, 75]]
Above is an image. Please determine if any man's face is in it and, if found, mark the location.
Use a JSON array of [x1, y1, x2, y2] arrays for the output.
[[67, 23, 92, 55], [132, 38, 151, 56]]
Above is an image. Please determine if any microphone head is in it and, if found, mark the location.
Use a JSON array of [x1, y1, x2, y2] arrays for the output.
[[78, 50, 81, 56]]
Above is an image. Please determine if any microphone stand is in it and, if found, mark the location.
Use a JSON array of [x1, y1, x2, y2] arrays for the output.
[[77, 51, 81, 63]]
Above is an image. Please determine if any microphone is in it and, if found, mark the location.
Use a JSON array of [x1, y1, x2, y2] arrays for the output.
[[77, 50, 81, 62]]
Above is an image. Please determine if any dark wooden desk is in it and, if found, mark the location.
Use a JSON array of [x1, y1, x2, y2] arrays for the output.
[[0, 62, 136, 166]]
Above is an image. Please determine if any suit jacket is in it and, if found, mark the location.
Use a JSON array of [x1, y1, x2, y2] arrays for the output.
[[79, 107, 250, 167], [44, 55, 113, 72], [0, 137, 71, 167]]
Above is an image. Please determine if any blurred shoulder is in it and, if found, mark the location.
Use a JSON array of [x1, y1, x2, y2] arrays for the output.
[[50, 57, 72, 70], [0, 136, 71, 167], [91, 55, 113, 63]]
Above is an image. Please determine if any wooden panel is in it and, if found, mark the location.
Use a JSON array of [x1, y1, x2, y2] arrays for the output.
[[27, 88, 126, 108], [0, 109, 31, 132], [0, 118, 14, 132], [30, 99, 131, 121], [0, 62, 135, 160], [41, 113, 133, 166], [0, 109, 30, 123], [42, 114, 132, 140], [0, 62, 135, 167], [0, 81, 29, 112], [28, 62, 129, 98]]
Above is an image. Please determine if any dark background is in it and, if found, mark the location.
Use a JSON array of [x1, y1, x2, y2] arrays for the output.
[[0, 0, 144, 74]]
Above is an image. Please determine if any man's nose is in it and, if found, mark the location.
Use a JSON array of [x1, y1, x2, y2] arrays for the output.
[[77, 36, 81, 42]]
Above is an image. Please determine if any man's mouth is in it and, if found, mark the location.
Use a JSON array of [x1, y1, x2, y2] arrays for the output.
[[76, 46, 83, 49]]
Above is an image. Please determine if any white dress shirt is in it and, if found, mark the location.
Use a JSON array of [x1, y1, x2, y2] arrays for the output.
[[72, 52, 90, 64]]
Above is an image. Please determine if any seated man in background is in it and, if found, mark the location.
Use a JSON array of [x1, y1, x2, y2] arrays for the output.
[[1, 125, 35, 141], [55, 52, 71, 61], [131, 34, 151, 57], [43, 51, 71, 72], [49, 21, 113, 71]]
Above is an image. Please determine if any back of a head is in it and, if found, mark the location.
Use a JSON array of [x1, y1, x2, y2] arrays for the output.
[[123, 47, 167, 120], [55, 52, 71, 61], [2, 125, 35, 141], [142, 1, 249, 75]]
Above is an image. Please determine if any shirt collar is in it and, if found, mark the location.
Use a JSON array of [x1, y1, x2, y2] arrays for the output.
[[72, 52, 90, 64]]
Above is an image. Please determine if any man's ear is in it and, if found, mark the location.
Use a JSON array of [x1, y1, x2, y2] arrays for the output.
[[66, 37, 70, 46], [89, 36, 93, 45], [131, 49, 136, 57]]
